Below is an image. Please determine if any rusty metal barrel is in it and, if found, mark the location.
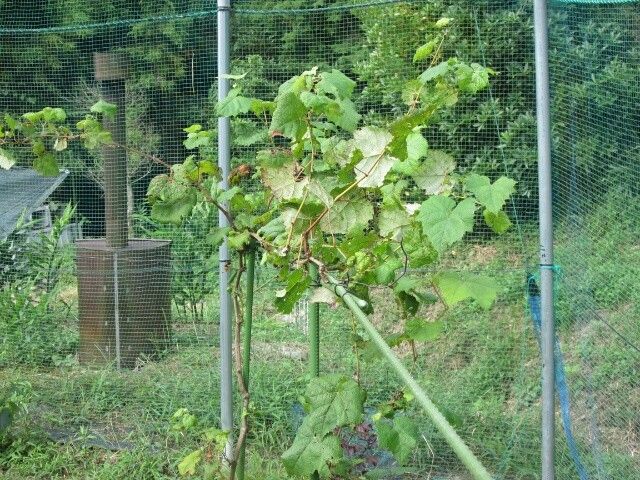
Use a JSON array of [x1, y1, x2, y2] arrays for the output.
[[77, 239, 171, 368]]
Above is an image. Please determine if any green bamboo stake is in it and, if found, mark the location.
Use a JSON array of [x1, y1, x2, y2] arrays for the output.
[[308, 263, 320, 480], [309, 263, 320, 377], [237, 248, 256, 480], [328, 277, 494, 480]]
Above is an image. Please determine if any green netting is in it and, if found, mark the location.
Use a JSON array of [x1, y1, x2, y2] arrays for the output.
[[548, 1, 640, 478], [0, 0, 638, 478]]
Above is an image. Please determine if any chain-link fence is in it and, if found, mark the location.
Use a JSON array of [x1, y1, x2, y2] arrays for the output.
[[0, 0, 637, 478]]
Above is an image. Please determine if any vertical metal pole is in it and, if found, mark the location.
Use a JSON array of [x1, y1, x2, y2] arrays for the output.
[[217, 0, 234, 463], [533, 0, 555, 478]]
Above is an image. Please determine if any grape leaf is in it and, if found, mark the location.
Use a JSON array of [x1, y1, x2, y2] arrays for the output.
[[375, 256, 403, 285], [375, 416, 418, 465], [320, 197, 373, 235], [379, 206, 411, 240], [388, 106, 437, 160], [147, 174, 197, 224], [433, 271, 498, 309], [90, 100, 117, 118], [456, 63, 490, 94], [216, 88, 253, 116], [329, 98, 360, 132], [270, 91, 307, 140], [353, 127, 396, 188], [411, 150, 455, 195], [404, 319, 443, 342], [413, 39, 439, 63], [178, 449, 202, 476], [419, 61, 450, 83], [0, 148, 15, 170], [281, 417, 343, 478], [465, 174, 515, 213], [316, 69, 356, 99], [483, 209, 512, 234], [418, 196, 476, 252], [275, 270, 311, 314], [406, 130, 428, 161], [261, 162, 309, 201], [33, 153, 59, 176], [304, 374, 366, 434]]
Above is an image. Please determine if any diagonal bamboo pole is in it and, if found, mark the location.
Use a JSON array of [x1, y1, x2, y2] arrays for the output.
[[328, 276, 493, 480]]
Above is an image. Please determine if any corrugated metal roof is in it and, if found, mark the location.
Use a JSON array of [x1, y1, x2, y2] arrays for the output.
[[0, 168, 69, 239]]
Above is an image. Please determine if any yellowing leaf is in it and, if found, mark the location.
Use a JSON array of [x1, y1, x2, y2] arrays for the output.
[[261, 162, 309, 201], [178, 449, 202, 476], [353, 127, 396, 188], [0, 148, 15, 170], [411, 150, 455, 195], [320, 197, 373, 235]]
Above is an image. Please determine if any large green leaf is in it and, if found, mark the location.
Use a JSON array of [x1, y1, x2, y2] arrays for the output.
[[147, 174, 197, 224], [411, 150, 455, 195], [433, 271, 498, 309], [375, 416, 418, 465], [216, 88, 253, 116], [282, 418, 343, 478], [465, 174, 515, 214], [304, 374, 366, 434], [33, 153, 59, 177], [353, 127, 396, 188], [261, 162, 309, 201], [319, 197, 373, 235], [419, 61, 450, 83], [329, 98, 360, 132], [388, 106, 437, 160], [270, 91, 307, 140], [418, 196, 476, 252], [316, 69, 356, 99]]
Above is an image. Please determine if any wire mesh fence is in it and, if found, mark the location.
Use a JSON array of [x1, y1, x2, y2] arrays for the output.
[[0, 0, 637, 478]]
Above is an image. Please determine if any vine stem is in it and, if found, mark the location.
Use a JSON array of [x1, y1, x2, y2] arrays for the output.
[[327, 275, 493, 480], [229, 252, 251, 480]]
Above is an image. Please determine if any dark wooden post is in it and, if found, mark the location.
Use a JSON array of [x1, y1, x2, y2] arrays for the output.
[[94, 52, 128, 248]]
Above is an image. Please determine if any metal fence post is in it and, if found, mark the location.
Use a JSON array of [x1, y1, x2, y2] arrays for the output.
[[533, 0, 556, 478], [217, 0, 234, 463]]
